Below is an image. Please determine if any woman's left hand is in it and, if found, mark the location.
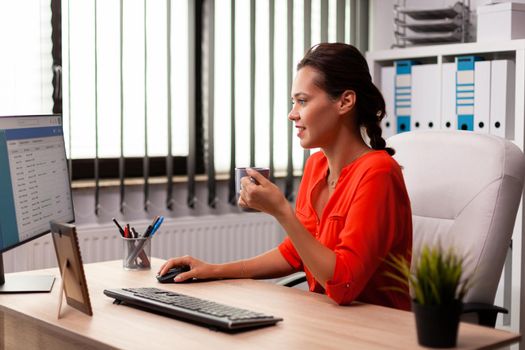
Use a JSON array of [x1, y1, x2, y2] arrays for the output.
[[238, 168, 291, 219]]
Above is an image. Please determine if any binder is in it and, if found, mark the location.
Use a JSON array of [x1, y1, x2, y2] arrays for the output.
[[394, 60, 415, 133], [473, 60, 491, 134], [490, 59, 515, 138], [441, 62, 457, 130], [380, 66, 396, 139], [411, 64, 440, 131], [455, 56, 481, 131]]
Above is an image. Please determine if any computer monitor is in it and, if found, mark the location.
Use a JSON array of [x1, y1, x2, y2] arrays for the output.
[[0, 114, 74, 293]]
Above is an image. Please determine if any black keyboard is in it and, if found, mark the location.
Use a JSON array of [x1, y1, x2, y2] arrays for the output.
[[104, 287, 282, 331]]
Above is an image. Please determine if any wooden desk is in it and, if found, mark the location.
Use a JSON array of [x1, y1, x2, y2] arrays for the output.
[[0, 259, 520, 350]]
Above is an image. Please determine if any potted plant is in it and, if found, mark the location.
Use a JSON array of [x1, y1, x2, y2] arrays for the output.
[[385, 245, 472, 348]]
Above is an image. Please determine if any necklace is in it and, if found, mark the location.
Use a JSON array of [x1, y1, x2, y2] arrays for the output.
[[327, 174, 338, 189], [326, 148, 370, 190]]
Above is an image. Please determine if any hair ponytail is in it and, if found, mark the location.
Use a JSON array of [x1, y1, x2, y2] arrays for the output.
[[359, 83, 395, 156], [364, 118, 395, 156]]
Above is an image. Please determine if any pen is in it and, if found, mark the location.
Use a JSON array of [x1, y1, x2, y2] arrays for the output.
[[143, 225, 153, 237], [142, 216, 159, 237], [126, 224, 131, 238], [150, 216, 159, 230], [149, 216, 164, 237], [112, 218, 125, 237]]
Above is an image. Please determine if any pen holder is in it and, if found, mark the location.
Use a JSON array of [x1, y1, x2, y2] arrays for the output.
[[122, 236, 152, 270]]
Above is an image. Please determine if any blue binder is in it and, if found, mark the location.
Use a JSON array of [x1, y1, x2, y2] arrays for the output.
[[394, 60, 415, 133], [456, 56, 481, 131]]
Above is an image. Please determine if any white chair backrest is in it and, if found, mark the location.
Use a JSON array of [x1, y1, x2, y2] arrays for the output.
[[387, 130, 525, 304]]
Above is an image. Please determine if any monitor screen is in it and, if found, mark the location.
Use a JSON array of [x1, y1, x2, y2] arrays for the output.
[[0, 115, 74, 254]]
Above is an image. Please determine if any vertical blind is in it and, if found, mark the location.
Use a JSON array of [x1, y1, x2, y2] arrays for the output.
[[0, 1, 54, 116], [210, 0, 367, 203], [63, 0, 189, 160], [61, 0, 368, 212]]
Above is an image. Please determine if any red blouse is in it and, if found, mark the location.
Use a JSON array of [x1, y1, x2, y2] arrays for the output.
[[278, 150, 412, 310]]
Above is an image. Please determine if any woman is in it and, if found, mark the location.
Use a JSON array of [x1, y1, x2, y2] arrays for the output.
[[159, 43, 412, 310]]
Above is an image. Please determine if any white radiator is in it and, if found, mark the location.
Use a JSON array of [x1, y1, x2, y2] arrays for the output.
[[2, 213, 285, 273]]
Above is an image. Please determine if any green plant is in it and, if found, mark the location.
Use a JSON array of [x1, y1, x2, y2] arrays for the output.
[[385, 245, 472, 305]]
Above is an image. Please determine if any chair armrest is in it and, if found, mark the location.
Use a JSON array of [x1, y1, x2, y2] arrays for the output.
[[462, 302, 508, 328], [276, 272, 307, 287]]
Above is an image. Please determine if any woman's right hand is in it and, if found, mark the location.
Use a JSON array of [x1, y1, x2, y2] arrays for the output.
[[157, 255, 218, 282]]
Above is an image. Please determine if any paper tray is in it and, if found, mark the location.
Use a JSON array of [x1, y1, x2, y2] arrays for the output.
[[398, 31, 463, 44], [396, 2, 466, 20], [394, 18, 462, 32]]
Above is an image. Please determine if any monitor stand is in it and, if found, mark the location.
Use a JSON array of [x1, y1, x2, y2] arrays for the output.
[[0, 254, 55, 293]]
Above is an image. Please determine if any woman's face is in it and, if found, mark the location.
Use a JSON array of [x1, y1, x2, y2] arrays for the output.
[[289, 66, 343, 149]]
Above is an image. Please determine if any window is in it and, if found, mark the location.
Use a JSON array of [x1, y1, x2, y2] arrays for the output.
[[0, 1, 54, 116], [3, 0, 369, 210]]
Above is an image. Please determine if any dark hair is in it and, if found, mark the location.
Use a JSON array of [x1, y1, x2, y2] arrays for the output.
[[297, 43, 394, 156]]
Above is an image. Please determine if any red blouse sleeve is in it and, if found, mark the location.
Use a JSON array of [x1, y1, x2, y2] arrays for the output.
[[325, 168, 407, 305], [278, 237, 303, 270]]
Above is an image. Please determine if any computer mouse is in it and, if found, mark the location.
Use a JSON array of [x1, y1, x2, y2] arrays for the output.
[[156, 265, 191, 283]]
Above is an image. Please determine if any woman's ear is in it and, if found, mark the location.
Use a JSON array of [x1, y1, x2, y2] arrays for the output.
[[338, 90, 356, 115]]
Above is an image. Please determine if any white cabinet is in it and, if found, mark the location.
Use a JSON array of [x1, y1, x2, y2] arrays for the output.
[[367, 39, 525, 344]]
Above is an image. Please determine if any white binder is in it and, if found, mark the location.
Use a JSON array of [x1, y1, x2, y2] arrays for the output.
[[490, 60, 515, 138], [411, 64, 440, 131], [474, 61, 491, 134], [380, 66, 396, 139], [441, 63, 457, 130]]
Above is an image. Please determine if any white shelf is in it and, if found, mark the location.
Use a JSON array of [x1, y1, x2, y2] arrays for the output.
[[368, 39, 525, 62]]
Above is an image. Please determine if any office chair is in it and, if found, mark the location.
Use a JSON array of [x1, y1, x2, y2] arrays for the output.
[[388, 130, 525, 327], [278, 130, 525, 328]]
